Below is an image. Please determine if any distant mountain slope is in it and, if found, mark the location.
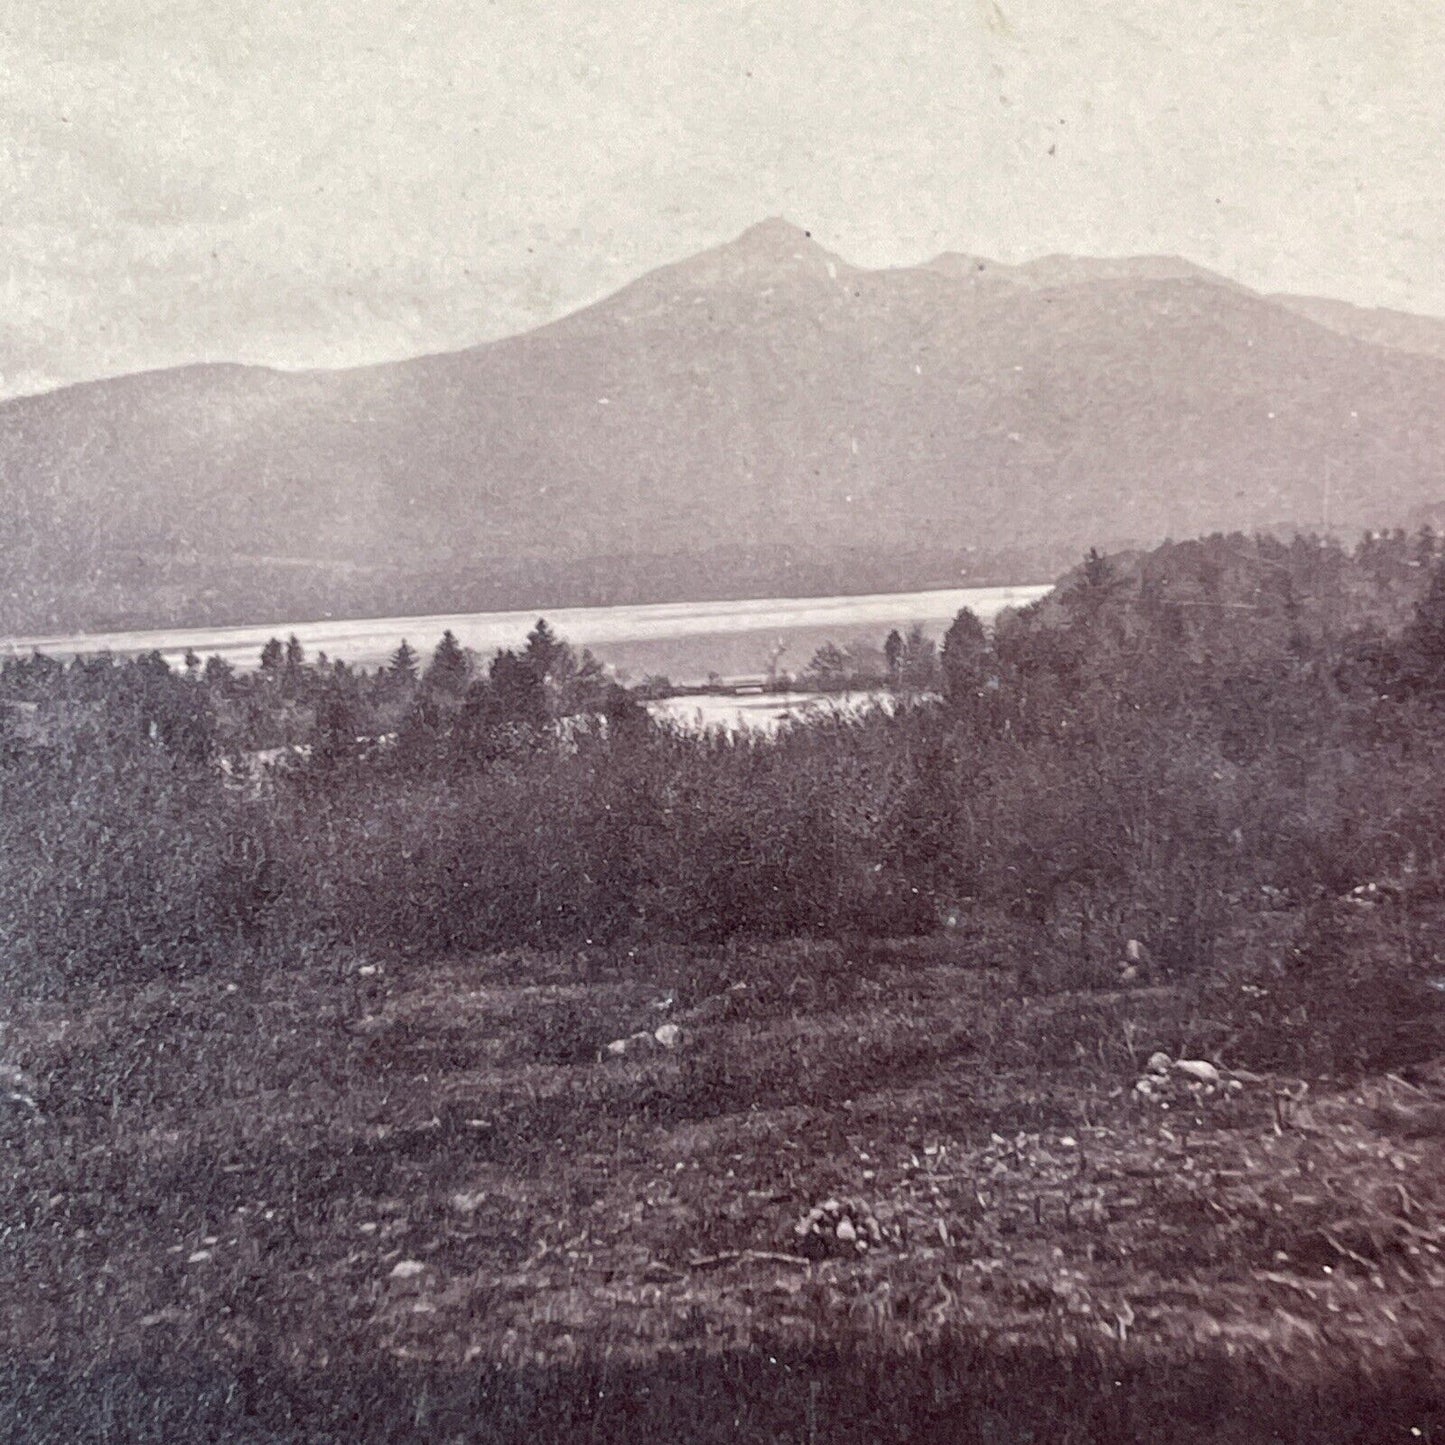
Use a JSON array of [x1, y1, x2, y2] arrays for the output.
[[1268, 293, 1445, 363], [3, 219, 1444, 633]]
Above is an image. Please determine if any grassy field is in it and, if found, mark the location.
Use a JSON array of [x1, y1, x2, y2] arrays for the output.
[[2, 933, 1440, 1442]]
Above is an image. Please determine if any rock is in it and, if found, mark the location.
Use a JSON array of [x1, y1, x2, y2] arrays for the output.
[[186, 1250, 212, 1265], [1174, 1060, 1221, 1085], [389, 1259, 427, 1280], [1145, 1051, 1172, 1075], [1134, 1078, 1156, 1096], [604, 1039, 629, 1058], [0, 1064, 38, 1114], [795, 1197, 886, 1257], [1225, 1078, 1244, 1094], [653, 1023, 683, 1050], [1119, 940, 1153, 983]]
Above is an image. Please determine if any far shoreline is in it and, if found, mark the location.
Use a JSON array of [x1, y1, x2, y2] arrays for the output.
[[0, 582, 1054, 675]]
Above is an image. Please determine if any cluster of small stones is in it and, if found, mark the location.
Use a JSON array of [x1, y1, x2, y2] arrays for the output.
[[793, 1197, 886, 1259], [1133, 1051, 1244, 1106], [0, 1063, 38, 1115], [602, 1022, 683, 1059]]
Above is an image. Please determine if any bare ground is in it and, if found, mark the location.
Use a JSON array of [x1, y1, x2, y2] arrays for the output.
[[1, 939, 1441, 1442]]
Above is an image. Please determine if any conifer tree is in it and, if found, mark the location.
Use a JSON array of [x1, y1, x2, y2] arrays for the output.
[[389, 639, 419, 687], [425, 629, 470, 696]]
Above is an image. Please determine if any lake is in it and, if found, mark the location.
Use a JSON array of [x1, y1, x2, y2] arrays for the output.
[[0, 583, 1051, 684], [647, 688, 905, 735]]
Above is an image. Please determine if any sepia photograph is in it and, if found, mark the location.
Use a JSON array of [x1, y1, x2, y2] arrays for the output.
[[1, 2, 1443, 1439]]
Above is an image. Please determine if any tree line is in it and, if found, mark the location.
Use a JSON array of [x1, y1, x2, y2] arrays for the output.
[[3, 526, 1444, 1074]]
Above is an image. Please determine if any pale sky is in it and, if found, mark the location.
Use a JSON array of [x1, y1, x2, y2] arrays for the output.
[[2, 0, 1443, 397]]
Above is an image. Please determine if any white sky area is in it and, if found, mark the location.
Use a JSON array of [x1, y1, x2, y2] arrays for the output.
[[2, 0, 1442, 397]]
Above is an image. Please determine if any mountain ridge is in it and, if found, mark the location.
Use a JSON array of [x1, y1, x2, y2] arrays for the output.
[[3, 221, 1444, 634]]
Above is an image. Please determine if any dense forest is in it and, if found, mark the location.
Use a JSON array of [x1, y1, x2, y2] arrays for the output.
[[3, 525, 1444, 1075]]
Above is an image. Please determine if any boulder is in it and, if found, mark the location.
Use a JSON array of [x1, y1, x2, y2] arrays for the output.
[[653, 1023, 683, 1050], [1145, 1051, 1172, 1076], [1174, 1059, 1221, 1085]]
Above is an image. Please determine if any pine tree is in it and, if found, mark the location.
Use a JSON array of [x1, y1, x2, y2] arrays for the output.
[[425, 629, 470, 696], [488, 648, 548, 729], [940, 607, 988, 703], [389, 640, 419, 687], [524, 618, 565, 680], [897, 623, 939, 693], [807, 641, 850, 692], [883, 629, 905, 685], [314, 685, 360, 766], [566, 647, 608, 712], [202, 654, 234, 694]]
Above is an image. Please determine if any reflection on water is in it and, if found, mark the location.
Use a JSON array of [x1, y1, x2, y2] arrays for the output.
[[0, 584, 1051, 679], [647, 689, 902, 735]]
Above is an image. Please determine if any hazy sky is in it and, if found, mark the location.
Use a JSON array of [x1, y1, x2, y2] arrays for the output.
[[2, 0, 1442, 397]]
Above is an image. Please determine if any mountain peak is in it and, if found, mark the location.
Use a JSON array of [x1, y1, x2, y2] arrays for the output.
[[642, 218, 850, 295], [731, 217, 821, 253]]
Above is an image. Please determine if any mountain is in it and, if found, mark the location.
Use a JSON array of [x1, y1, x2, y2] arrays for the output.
[[3, 218, 1445, 635], [1268, 293, 1445, 363]]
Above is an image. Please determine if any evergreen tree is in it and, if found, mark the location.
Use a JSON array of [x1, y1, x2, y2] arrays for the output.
[[313, 685, 360, 767], [389, 640, 419, 687], [940, 607, 989, 703], [883, 629, 905, 685], [897, 623, 939, 693], [807, 641, 851, 692], [202, 654, 235, 694], [524, 618, 567, 680], [1082, 546, 1113, 590], [565, 647, 609, 713], [488, 648, 549, 730], [1400, 559, 1445, 696], [259, 637, 284, 675], [424, 629, 470, 696]]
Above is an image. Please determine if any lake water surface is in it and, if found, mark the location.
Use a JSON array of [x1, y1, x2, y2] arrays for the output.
[[1, 583, 1051, 682]]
